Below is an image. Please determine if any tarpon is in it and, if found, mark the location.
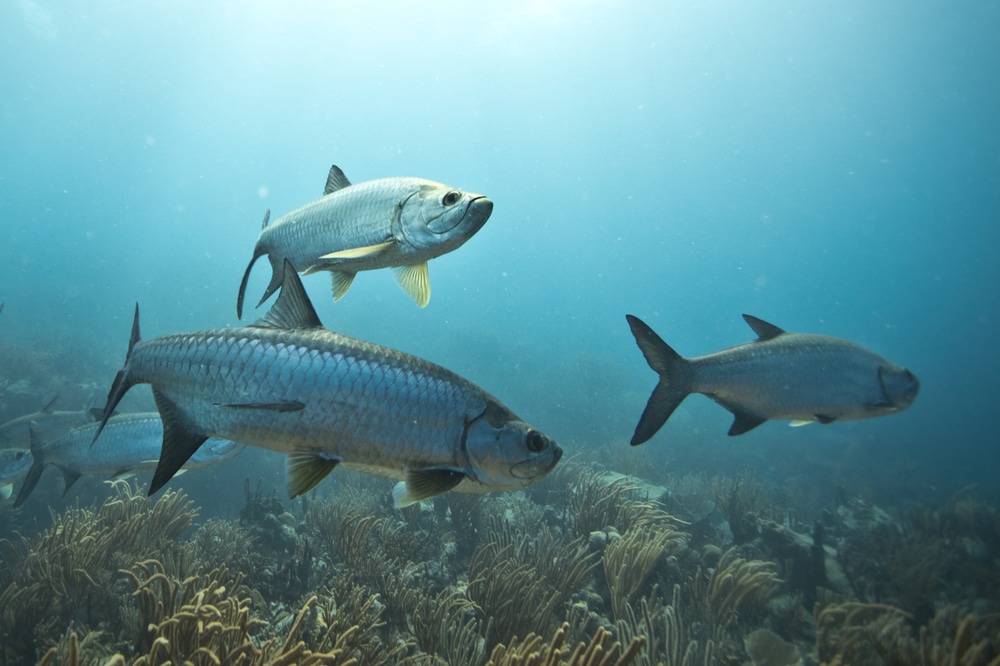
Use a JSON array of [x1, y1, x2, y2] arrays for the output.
[[13, 413, 245, 507], [0, 396, 96, 445], [626, 314, 919, 444], [236, 165, 493, 317], [97, 260, 561, 506], [0, 448, 31, 499]]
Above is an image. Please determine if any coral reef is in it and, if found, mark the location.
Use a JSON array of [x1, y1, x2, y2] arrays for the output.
[[3, 452, 1000, 665]]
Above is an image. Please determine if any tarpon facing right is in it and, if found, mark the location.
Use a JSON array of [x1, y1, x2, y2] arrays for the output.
[[236, 165, 493, 317], [626, 314, 919, 444], [99, 260, 561, 506]]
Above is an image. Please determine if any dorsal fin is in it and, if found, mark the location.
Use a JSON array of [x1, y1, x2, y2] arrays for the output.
[[40, 395, 60, 414], [323, 165, 351, 195], [742, 314, 786, 341], [250, 260, 323, 330]]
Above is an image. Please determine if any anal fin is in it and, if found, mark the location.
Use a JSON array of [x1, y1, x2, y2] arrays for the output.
[[392, 467, 464, 508], [727, 407, 768, 436], [150, 388, 208, 496], [394, 262, 430, 308], [286, 449, 341, 498]]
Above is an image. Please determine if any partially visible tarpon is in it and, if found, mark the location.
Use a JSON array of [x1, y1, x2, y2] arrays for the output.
[[626, 314, 920, 444], [14, 413, 245, 507], [0, 396, 97, 446], [98, 260, 561, 506], [0, 448, 31, 500], [236, 165, 493, 317]]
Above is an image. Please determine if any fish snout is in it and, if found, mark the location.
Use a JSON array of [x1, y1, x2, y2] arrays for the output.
[[510, 433, 562, 480], [898, 368, 920, 407], [882, 365, 920, 410], [426, 194, 493, 234]]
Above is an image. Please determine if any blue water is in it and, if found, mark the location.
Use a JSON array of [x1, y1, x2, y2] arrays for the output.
[[2, 0, 998, 511]]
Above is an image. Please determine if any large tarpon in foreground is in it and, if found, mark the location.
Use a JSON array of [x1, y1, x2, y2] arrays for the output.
[[236, 165, 493, 317], [14, 413, 244, 507], [97, 261, 561, 506], [626, 314, 919, 444]]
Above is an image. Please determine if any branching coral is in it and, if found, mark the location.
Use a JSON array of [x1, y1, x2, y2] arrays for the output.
[[703, 547, 781, 626], [815, 600, 1000, 666], [120, 560, 359, 665], [567, 470, 679, 540], [604, 523, 687, 622], [469, 518, 600, 647], [710, 471, 778, 545], [613, 584, 724, 666], [398, 578, 486, 665], [0, 481, 198, 663], [486, 621, 645, 666]]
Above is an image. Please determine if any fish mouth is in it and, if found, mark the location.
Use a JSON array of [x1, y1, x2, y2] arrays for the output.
[[427, 195, 493, 234], [509, 441, 563, 479]]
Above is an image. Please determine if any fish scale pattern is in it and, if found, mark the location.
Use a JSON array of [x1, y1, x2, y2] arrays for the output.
[[264, 177, 429, 267], [128, 326, 485, 476]]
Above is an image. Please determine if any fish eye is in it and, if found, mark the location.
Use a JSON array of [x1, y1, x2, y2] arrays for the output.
[[442, 191, 462, 206], [15, 451, 24, 459], [526, 430, 547, 453]]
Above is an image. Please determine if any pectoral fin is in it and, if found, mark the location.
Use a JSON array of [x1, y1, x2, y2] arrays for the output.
[[320, 240, 394, 260], [331, 271, 356, 301], [392, 467, 465, 508], [286, 449, 341, 499], [789, 420, 814, 427], [393, 262, 430, 308]]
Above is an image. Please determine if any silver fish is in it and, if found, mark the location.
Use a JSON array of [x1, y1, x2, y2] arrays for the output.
[[97, 260, 561, 506], [13, 413, 244, 507], [0, 448, 32, 500], [626, 314, 919, 444], [236, 165, 493, 317], [0, 396, 96, 446]]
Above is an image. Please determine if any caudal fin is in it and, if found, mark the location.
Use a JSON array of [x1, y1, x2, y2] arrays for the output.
[[236, 210, 272, 319], [626, 315, 694, 446]]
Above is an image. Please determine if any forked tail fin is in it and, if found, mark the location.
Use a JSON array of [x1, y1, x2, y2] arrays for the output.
[[92, 304, 142, 447], [625, 315, 694, 446], [236, 210, 271, 319]]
